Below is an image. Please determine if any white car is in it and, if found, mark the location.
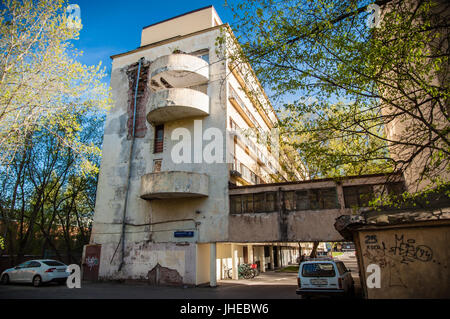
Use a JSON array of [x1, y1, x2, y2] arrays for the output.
[[296, 258, 354, 298], [1, 259, 68, 287]]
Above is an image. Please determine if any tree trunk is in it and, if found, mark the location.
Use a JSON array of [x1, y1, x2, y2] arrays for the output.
[[310, 241, 319, 258]]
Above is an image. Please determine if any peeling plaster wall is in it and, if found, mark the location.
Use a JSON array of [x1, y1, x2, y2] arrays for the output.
[[98, 241, 196, 285]]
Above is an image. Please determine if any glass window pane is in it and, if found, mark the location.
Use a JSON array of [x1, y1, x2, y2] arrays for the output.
[[230, 195, 241, 214], [266, 192, 277, 212], [309, 189, 321, 209], [283, 191, 295, 211], [254, 193, 265, 212], [295, 190, 309, 210], [322, 188, 339, 209]]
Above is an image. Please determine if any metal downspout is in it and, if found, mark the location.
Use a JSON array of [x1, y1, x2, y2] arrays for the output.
[[118, 57, 143, 272]]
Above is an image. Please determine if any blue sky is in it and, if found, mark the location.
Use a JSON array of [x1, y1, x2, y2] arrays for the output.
[[70, 0, 235, 78]]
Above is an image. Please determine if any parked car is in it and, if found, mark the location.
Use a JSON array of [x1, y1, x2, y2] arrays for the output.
[[296, 259, 354, 298], [0, 259, 68, 287]]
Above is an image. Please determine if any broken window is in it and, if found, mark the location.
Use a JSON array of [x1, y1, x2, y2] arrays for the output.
[[283, 191, 295, 211], [287, 188, 338, 210], [321, 188, 339, 209], [308, 189, 321, 209], [254, 193, 265, 212], [265, 192, 278, 212], [230, 195, 242, 214], [295, 190, 309, 210], [239, 194, 253, 213], [344, 185, 374, 208], [153, 159, 162, 172], [386, 182, 406, 195]]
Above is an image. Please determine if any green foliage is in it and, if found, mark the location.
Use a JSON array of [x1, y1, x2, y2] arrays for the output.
[[0, 0, 112, 175], [0, 0, 108, 258], [0, 235, 4, 250], [227, 0, 449, 186]]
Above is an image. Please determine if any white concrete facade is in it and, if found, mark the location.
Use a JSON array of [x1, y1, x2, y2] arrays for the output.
[[89, 6, 298, 286]]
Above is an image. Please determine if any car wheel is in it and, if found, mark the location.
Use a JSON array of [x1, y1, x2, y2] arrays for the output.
[[1, 274, 9, 285], [32, 275, 42, 287]]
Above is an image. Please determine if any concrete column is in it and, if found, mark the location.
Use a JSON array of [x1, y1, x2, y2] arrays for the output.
[[231, 244, 238, 280], [277, 246, 282, 268], [247, 244, 254, 264], [260, 248, 266, 272], [210, 243, 217, 287], [269, 245, 274, 270]]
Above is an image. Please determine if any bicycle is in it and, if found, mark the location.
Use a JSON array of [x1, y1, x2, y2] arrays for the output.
[[250, 263, 260, 277], [238, 263, 255, 279]]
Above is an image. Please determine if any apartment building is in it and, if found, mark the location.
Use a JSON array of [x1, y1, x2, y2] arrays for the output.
[[87, 6, 302, 286]]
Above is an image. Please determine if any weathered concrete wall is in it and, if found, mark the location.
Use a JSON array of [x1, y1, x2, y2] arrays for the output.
[[90, 27, 230, 283], [228, 210, 348, 242], [140, 171, 209, 199], [228, 213, 280, 242], [356, 222, 450, 298], [98, 242, 196, 285], [287, 210, 345, 242]]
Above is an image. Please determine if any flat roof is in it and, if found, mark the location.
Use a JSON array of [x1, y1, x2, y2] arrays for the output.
[[229, 172, 403, 190], [142, 5, 213, 30]]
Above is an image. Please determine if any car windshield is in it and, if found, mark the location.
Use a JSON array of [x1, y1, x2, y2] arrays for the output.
[[302, 263, 336, 277], [42, 260, 65, 266]]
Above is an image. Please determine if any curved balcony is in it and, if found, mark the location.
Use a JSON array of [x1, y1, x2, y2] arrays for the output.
[[149, 54, 209, 90], [147, 88, 209, 124], [140, 171, 209, 200]]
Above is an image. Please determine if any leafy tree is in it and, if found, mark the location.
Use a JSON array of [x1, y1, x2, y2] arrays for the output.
[[0, 0, 108, 264], [0, 0, 111, 173], [0, 114, 102, 263], [226, 0, 449, 190]]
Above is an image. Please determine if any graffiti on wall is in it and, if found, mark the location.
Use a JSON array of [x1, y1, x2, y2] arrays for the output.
[[362, 233, 445, 288], [85, 256, 99, 271]]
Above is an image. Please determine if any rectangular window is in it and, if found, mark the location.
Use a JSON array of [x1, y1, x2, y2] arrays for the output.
[[230, 195, 242, 214], [308, 189, 321, 209], [302, 263, 336, 277], [243, 194, 254, 213], [321, 188, 339, 209], [254, 193, 265, 212], [344, 185, 374, 208], [295, 190, 309, 210], [154, 125, 164, 153], [283, 191, 295, 211], [386, 182, 405, 195], [265, 192, 278, 212], [153, 159, 162, 172]]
